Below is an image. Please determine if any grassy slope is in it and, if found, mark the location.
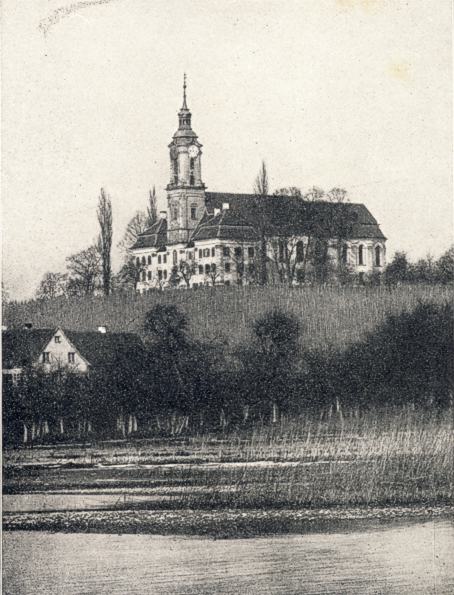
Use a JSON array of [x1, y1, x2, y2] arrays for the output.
[[3, 285, 453, 350]]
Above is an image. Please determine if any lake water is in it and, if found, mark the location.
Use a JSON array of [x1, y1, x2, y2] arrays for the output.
[[3, 520, 453, 594]]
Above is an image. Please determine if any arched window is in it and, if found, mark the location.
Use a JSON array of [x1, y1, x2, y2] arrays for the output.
[[358, 245, 365, 266], [147, 255, 152, 265], [136, 257, 140, 266], [375, 245, 381, 267], [171, 204, 179, 221], [190, 205, 197, 220], [342, 244, 348, 264], [173, 250, 177, 265], [198, 265, 203, 274], [141, 256, 146, 266], [205, 264, 211, 275], [296, 241, 305, 263]]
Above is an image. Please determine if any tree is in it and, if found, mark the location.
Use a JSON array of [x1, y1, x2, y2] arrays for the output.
[[115, 257, 144, 292], [384, 252, 411, 285], [238, 309, 301, 422], [252, 161, 269, 285], [436, 246, 454, 284], [178, 260, 196, 288], [118, 211, 149, 256], [206, 263, 221, 286], [97, 188, 113, 296], [66, 245, 101, 296], [36, 272, 68, 299], [147, 186, 158, 227]]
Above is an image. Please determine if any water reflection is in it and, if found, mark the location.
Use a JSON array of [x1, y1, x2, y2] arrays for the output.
[[3, 520, 454, 594]]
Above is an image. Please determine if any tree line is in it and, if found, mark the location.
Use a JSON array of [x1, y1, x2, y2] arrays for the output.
[[4, 300, 453, 445]]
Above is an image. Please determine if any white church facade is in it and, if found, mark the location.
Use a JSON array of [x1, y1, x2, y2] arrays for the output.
[[132, 80, 386, 291]]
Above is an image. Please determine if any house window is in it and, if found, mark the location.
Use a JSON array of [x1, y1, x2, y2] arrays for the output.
[[278, 240, 286, 262], [136, 257, 140, 266], [147, 271, 152, 280], [188, 251, 193, 260], [211, 247, 216, 257], [42, 352, 50, 364], [163, 255, 167, 264], [198, 249, 203, 259], [234, 247, 242, 259], [163, 270, 167, 280], [142, 271, 146, 281], [198, 265, 203, 274], [173, 250, 177, 265], [54, 336, 61, 344], [224, 280, 231, 286], [211, 263, 216, 273], [158, 255, 162, 264], [158, 270, 163, 280], [358, 245, 365, 266], [147, 255, 152, 265], [191, 206, 197, 220], [68, 352, 75, 364], [248, 247, 255, 259], [296, 241, 304, 263], [141, 256, 146, 265], [375, 245, 381, 267], [205, 264, 211, 274], [203, 248, 210, 258], [223, 246, 230, 257], [225, 262, 231, 273]]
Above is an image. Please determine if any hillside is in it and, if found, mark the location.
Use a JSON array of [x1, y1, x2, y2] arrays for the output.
[[3, 285, 452, 351]]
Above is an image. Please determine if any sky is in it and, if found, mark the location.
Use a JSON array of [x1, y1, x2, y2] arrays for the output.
[[2, 0, 452, 300]]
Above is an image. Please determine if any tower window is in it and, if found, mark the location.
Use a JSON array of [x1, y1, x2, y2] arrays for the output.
[[375, 245, 381, 267], [190, 158, 195, 170], [190, 175, 195, 186], [358, 245, 365, 266], [191, 206, 197, 220]]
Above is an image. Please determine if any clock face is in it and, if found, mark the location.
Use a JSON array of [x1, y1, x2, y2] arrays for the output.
[[188, 145, 199, 158]]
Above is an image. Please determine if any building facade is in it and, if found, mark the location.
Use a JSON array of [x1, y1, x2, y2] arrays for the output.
[[132, 81, 386, 291]]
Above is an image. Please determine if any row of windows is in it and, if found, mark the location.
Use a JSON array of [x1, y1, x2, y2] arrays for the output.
[[356, 245, 382, 267], [137, 246, 256, 268], [170, 205, 199, 221], [141, 270, 168, 282], [42, 352, 75, 364]]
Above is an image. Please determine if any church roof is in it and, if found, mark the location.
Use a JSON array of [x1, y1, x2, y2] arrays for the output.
[[191, 209, 258, 242], [132, 218, 168, 250], [205, 192, 386, 240]]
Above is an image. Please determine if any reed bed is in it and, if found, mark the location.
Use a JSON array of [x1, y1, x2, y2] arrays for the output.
[[5, 408, 453, 508]]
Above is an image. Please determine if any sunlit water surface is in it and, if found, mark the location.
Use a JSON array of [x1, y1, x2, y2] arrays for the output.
[[3, 520, 453, 594]]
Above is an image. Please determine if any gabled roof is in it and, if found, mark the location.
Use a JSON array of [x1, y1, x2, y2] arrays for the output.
[[132, 218, 168, 250], [2, 329, 54, 369], [205, 192, 386, 240], [2, 328, 145, 370], [191, 209, 258, 242]]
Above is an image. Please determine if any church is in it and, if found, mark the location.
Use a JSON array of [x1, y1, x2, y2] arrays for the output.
[[132, 80, 386, 291]]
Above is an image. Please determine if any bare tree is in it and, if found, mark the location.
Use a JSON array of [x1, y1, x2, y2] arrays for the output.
[[178, 260, 196, 288], [206, 263, 221, 287], [97, 188, 113, 296], [268, 236, 302, 286], [66, 245, 101, 296], [36, 272, 68, 299], [252, 161, 269, 285], [118, 211, 149, 256]]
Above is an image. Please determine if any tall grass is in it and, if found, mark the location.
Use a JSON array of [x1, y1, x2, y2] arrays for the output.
[[3, 285, 453, 350], [5, 407, 453, 507]]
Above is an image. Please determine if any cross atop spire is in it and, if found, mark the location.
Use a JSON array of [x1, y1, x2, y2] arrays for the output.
[[182, 73, 188, 110]]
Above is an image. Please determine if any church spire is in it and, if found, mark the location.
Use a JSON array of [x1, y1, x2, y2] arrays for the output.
[[182, 73, 188, 110]]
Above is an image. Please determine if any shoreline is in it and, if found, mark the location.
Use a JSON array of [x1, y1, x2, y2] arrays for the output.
[[4, 504, 454, 538]]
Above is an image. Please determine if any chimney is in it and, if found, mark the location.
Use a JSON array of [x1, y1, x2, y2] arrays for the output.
[[160, 210, 167, 220], [97, 326, 107, 334], [23, 322, 33, 330], [222, 202, 229, 211], [213, 208, 221, 216]]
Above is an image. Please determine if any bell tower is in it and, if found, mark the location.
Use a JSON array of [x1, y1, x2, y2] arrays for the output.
[[167, 75, 206, 244]]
